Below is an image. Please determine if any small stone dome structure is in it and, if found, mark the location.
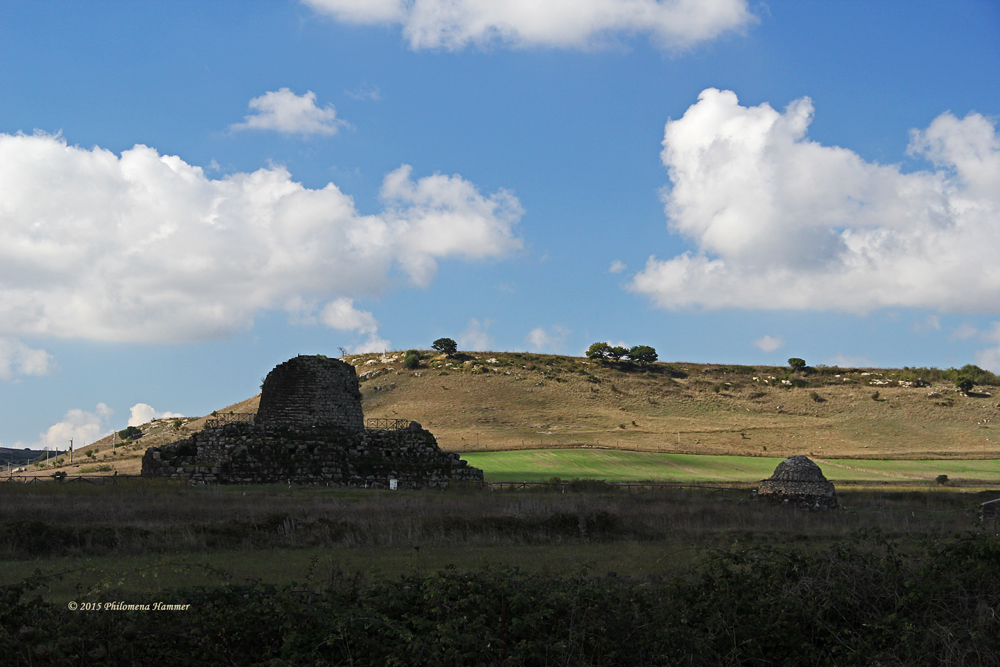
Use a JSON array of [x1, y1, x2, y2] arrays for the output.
[[757, 455, 838, 509], [255, 355, 364, 432]]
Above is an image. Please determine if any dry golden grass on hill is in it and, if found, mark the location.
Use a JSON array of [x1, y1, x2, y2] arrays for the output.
[[33, 351, 1000, 476], [353, 351, 998, 460]]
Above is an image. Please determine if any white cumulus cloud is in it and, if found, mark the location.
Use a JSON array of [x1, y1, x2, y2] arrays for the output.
[[352, 333, 392, 354], [321, 298, 379, 333], [975, 324, 1000, 373], [526, 325, 569, 353], [304, 0, 754, 51], [230, 88, 346, 136], [753, 335, 783, 353], [946, 322, 1000, 374], [0, 338, 54, 380], [37, 403, 113, 450], [128, 403, 184, 427], [379, 165, 524, 287], [0, 132, 522, 344], [631, 88, 1000, 314], [459, 318, 494, 351], [609, 260, 627, 273]]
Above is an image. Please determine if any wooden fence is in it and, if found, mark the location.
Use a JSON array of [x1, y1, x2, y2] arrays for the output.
[[1, 474, 144, 485], [487, 481, 756, 492]]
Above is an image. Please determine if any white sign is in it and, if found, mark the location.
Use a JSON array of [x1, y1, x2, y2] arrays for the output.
[[389, 479, 398, 490]]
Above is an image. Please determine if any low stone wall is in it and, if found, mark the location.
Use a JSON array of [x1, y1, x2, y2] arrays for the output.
[[756, 480, 839, 510], [141, 422, 483, 489]]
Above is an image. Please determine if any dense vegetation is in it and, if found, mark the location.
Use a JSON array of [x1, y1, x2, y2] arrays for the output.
[[1, 480, 990, 560], [4, 529, 1000, 666], [899, 364, 1000, 387], [4, 474, 1000, 665]]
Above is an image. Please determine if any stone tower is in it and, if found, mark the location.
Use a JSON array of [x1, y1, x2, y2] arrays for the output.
[[255, 355, 364, 432], [757, 455, 838, 509]]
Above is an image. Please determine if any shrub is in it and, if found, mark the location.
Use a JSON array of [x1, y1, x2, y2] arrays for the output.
[[568, 478, 612, 492], [956, 377, 974, 394], [117, 426, 143, 441], [935, 474, 949, 485], [788, 358, 806, 371], [402, 351, 420, 369]]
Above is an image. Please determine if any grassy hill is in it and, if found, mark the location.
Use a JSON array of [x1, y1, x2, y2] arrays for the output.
[[354, 351, 998, 461], [26, 351, 1000, 478]]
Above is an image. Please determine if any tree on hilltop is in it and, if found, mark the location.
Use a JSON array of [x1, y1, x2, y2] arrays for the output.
[[629, 345, 658, 366], [588, 342, 657, 366], [586, 342, 612, 362], [432, 338, 458, 356], [606, 346, 629, 363], [788, 358, 806, 371]]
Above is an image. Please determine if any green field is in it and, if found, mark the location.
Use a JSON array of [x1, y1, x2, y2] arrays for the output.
[[461, 448, 1000, 483]]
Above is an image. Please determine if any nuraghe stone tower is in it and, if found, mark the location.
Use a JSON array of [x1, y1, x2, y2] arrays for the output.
[[256, 356, 364, 432], [756, 455, 838, 510], [142, 355, 483, 489]]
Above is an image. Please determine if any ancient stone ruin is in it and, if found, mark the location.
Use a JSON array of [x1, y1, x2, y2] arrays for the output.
[[142, 355, 483, 489], [756, 455, 838, 510], [256, 356, 364, 432]]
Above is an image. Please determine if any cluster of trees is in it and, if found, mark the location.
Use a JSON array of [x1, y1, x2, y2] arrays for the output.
[[586, 342, 658, 366]]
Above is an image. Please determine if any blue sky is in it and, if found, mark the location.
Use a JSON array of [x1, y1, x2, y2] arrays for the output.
[[1, 0, 999, 449]]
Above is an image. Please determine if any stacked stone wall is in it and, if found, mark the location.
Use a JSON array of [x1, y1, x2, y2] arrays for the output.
[[141, 423, 482, 489], [756, 479, 839, 510], [255, 355, 364, 432]]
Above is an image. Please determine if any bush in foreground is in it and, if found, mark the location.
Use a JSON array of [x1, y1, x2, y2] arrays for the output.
[[4, 531, 1000, 666]]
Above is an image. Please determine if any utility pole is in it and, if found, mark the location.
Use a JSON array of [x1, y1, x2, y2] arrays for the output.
[[69, 439, 73, 464]]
